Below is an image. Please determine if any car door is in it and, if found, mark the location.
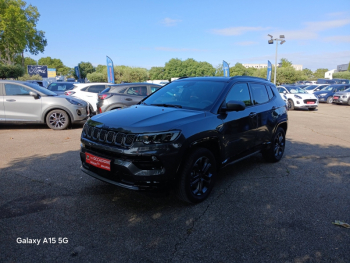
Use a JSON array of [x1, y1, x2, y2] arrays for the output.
[[3, 83, 42, 121], [123, 86, 148, 106], [220, 82, 258, 160], [249, 83, 274, 147], [0, 83, 5, 121], [84, 85, 107, 111]]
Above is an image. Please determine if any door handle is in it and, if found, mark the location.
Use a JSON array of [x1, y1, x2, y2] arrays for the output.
[[125, 98, 132, 101], [249, 112, 257, 118], [6, 99, 16, 102]]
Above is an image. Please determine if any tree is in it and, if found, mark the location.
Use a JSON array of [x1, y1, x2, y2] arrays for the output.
[[149, 67, 165, 80], [333, 71, 350, 80], [348, 62, 350, 71], [78, 62, 95, 79], [18, 73, 41, 80], [0, 64, 24, 78], [87, 72, 106, 82], [280, 58, 293, 67], [229, 63, 250, 76], [95, 64, 106, 73], [38, 56, 65, 74], [162, 58, 215, 79], [0, 0, 47, 65], [302, 68, 313, 79], [313, 68, 329, 79]]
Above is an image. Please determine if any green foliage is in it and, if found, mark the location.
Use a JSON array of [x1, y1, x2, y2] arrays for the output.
[[348, 62, 350, 71], [87, 72, 107, 82], [38, 56, 66, 75], [18, 73, 42, 80], [280, 58, 293, 67], [95, 64, 107, 73], [0, 64, 24, 78], [333, 71, 350, 80], [229, 63, 257, 76], [214, 64, 224, 76], [149, 67, 165, 80], [275, 67, 305, 84], [112, 66, 148, 83], [78, 62, 95, 79], [302, 68, 314, 79], [0, 0, 47, 65], [313, 68, 329, 79], [162, 58, 215, 79]]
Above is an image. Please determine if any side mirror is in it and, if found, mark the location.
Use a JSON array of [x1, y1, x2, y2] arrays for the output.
[[283, 91, 287, 94], [29, 91, 39, 99], [222, 100, 246, 112]]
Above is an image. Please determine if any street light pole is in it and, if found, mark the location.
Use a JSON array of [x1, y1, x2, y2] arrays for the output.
[[268, 35, 286, 85]]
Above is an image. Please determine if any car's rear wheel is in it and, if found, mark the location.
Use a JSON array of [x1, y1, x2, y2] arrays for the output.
[[46, 109, 70, 130], [326, 96, 333, 104], [177, 148, 217, 204], [262, 127, 286, 162], [288, 99, 294, 110]]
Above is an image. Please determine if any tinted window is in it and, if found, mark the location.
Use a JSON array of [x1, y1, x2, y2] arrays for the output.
[[127, 86, 147, 96], [48, 83, 75, 91], [250, 84, 269, 104], [225, 83, 252, 106], [118, 88, 127, 94], [150, 86, 160, 93], [266, 85, 274, 99], [88, 85, 106, 93], [5, 84, 31, 95]]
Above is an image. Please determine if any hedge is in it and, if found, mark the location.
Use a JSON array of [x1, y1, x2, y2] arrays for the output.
[[0, 64, 25, 79]]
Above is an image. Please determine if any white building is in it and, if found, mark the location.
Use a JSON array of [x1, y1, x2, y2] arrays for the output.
[[242, 63, 303, 71], [324, 69, 337, 79]]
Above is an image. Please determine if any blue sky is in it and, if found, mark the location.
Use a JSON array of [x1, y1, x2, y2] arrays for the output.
[[27, 0, 350, 71]]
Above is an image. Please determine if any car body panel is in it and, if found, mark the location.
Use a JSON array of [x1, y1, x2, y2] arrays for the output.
[[314, 85, 350, 103], [333, 89, 350, 104]]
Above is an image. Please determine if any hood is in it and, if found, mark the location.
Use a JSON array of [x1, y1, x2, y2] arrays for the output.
[[44, 94, 87, 106], [334, 91, 349, 96], [87, 105, 206, 133]]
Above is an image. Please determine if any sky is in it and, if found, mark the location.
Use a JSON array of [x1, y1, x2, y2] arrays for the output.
[[26, 0, 350, 71]]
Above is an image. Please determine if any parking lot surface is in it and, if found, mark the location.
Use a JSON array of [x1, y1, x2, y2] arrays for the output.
[[0, 104, 349, 262]]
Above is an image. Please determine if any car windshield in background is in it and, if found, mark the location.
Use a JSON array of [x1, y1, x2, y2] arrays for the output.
[[285, 87, 307, 94], [25, 82, 57, 96], [321, 86, 335, 91], [142, 80, 226, 110], [47, 83, 75, 92], [305, 85, 318, 90]]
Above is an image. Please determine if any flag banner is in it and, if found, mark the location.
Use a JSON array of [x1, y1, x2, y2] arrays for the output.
[[106, 56, 115, 84], [223, 60, 230, 77], [267, 60, 272, 82], [75, 66, 81, 79]]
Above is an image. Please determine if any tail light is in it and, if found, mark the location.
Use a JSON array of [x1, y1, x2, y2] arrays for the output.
[[65, 91, 75, 96], [98, 94, 112, 100], [99, 108, 102, 114]]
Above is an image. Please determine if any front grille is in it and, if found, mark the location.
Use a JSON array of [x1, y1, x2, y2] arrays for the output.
[[303, 99, 317, 104], [83, 124, 136, 147]]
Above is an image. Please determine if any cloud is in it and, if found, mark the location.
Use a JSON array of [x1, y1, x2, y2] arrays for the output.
[[273, 19, 350, 40], [161, 18, 182, 27], [235, 41, 259, 46], [327, 11, 348, 17], [324, 35, 350, 42], [211, 26, 269, 36], [155, 47, 207, 52]]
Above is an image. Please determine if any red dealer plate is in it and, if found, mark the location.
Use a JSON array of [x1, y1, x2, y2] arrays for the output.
[[307, 101, 315, 104], [85, 152, 111, 171], [334, 96, 339, 99]]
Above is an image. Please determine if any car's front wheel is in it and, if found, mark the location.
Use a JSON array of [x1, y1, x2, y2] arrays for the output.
[[326, 96, 333, 104], [288, 99, 294, 110], [177, 148, 217, 204], [262, 127, 286, 162], [46, 109, 70, 130]]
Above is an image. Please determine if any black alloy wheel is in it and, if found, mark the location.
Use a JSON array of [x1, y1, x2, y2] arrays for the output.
[[288, 100, 295, 110], [46, 109, 70, 130], [177, 148, 217, 204], [262, 127, 286, 162]]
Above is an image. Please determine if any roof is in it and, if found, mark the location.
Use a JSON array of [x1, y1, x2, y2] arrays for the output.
[[174, 76, 270, 83]]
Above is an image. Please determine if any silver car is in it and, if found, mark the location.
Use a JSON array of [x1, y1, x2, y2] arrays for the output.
[[0, 80, 89, 130], [333, 86, 350, 105]]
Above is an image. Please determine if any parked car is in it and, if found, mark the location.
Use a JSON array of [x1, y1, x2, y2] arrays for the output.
[[66, 78, 76, 82], [332, 87, 350, 105], [317, 79, 336, 84], [97, 83, 162, 114], [47, 82, 78, 95], [303, 84, 329, 94], [64, 83, 110, 114], [0, 80, 89, 130], [25, 80, 49, 88], [159, 81, 169, 86], [314, 84, 349, 104], [333, 79, 350, 84], [80, 76, 288, 203], [277, 85, 318, 110]]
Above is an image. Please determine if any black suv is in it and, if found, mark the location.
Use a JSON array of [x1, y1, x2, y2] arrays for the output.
[[80, 76, 288, 203]]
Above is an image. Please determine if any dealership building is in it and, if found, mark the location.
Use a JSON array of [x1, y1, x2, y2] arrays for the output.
[[242, 63, 303, 71]]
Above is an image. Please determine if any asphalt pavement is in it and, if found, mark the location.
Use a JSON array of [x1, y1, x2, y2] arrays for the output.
[[0, 103, 349, 263]]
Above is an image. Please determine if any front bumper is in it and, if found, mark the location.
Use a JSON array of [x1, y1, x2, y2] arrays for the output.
[[293, 99, 318, 109], [80, 138, 182, 191], [333, 97, 348, 104], [71, 105, 89, 123]]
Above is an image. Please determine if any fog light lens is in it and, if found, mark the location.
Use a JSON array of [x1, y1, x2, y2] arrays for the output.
[[76, 109, 82, 116]]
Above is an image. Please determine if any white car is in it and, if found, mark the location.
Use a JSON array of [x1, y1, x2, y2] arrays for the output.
[[303, 84, 329, 94], [277, 85, 318, 111], [65, 83, 110, 114]]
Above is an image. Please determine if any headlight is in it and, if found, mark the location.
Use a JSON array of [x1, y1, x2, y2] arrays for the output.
[[136, 131, 180, 144], [319, 93, 327, 97], [294, 95, 302, 99], [66, 98, 83, 106], [343, 95, 347, 98]]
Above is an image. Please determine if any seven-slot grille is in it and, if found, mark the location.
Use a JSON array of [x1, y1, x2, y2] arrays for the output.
[[83, 124, 136, 147], [303, 99, 317, 104]]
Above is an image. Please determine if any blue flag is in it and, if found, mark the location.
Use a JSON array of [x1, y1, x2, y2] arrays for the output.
[[74, 66, 81, 79], [106, 56, 115, 84], [223, 60, 230, 77], [267, 60, 272, 82]]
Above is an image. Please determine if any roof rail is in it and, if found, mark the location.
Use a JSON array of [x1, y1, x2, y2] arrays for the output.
[[228, 75, 268, 81]]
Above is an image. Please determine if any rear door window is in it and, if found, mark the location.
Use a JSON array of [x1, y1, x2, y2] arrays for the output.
[[250, 83, 269, 105], [225, 83, 252, 106], [88, 85, 106, 93], [127, 86, 147, 96], [266, 85, 275, 99]]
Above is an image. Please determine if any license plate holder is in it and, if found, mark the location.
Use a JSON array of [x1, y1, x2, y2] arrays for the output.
[[334, 96, 339, 99], [307, 101, 314, 104], [85, 152, 111, 171]]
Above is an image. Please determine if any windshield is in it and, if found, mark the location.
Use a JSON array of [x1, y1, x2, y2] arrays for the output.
[[24, 82, 57, 95], [321, 86, 335, 91], [285, 87, 307, 94], [305, 85, 318, 90], [344, 88, 350, 92], [47, 83, 75, 92], [142, 80, 226, 110]]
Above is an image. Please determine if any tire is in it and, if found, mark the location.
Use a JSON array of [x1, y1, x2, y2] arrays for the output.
[[308, 108, 316, 111], [176, 148, 217, 204], [326, 96, 333, 104], [288, 99, 294, 110], [348, 99, 350, 106], [46, 109, 70, 130], [262, 127, 286, 163]]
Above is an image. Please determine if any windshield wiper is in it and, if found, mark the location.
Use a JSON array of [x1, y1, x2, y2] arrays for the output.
[[151, 103, 182, 108]]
